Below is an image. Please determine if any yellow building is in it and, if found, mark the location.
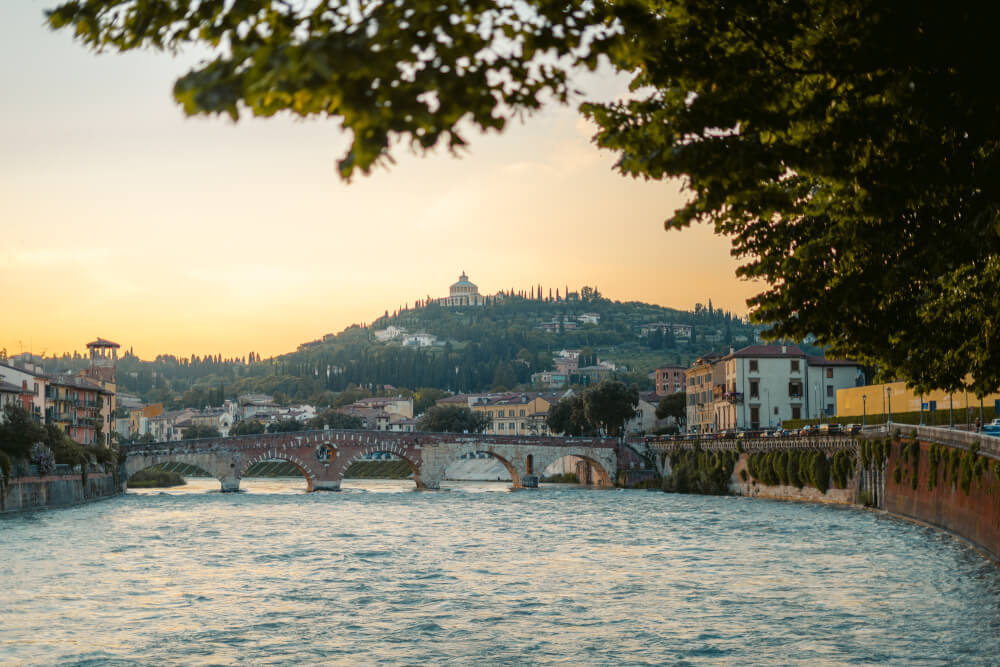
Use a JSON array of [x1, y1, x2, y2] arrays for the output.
[[438, 392, 563, 435], [837, 382, 1000, 424]]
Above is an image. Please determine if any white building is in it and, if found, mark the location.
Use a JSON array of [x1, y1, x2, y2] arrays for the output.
[[712, 345, 861, 430], [401, 333, 438, 347], [374, 326, 406, 342]]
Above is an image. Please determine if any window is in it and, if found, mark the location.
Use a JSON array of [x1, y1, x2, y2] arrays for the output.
[[749, 380, 759, 398], [33, 383, 39, 395], [789, 381, 803, 398], [750, 406, 760, 429], [791, 360, 800, 372], [498, 423, 505, 430], [826, 404, 834, 415], [749, 360, 759, 372], [519, 409, 525, 416], [774, 406, 779, 415], [826, 368, 833, 379], [792, 406, 802, 420], [826, 386, 834, 397]]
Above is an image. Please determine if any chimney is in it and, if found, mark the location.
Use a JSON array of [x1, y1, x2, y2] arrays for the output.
[[730, 347, 734, 355]]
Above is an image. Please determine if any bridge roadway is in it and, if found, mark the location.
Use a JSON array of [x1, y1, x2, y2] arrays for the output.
[[122, 429, 620, 492]]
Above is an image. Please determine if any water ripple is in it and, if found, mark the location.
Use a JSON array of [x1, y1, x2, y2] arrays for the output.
[[2, 479, 1000, 664]]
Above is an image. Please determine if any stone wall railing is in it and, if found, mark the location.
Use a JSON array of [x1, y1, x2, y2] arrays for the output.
[[649, 437, 857, 456], [863, 424, 1000, 461]]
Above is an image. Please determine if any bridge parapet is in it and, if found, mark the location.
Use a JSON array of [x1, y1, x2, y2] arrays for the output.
[[649, 437, 858, 456], [862, 424, 1000, 460], [121, 429, 620, 455]]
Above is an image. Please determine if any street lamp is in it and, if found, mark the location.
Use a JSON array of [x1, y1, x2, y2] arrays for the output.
[[887, 386, 892, 425], [765, 389, 771, 429], [949, 394, 954, 429], [862, 394, 867, 428]]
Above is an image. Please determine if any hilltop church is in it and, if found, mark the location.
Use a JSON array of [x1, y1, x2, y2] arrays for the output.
[[437, 271, 487, 307]]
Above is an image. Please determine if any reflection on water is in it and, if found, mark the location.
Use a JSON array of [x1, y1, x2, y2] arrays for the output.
[[3, 478, 1000, 664]]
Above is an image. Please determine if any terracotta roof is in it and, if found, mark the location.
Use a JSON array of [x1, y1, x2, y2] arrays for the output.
[[723, 344, 806, 359]]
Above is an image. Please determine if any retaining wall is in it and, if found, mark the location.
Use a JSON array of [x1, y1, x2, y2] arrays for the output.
[[1, 471, 120, 514], [884, 439, 1000, 561]]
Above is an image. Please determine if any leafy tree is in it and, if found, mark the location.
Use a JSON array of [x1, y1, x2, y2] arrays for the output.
[[231, 420, 266, 436], [45, 1, 1000, 391], [418, 406, 490, 434], [656, 392, 687, 426], [583, 380, 639, 437], [412, 388, 451, 416], [545, 395, 597, 437], [43, 423, 86, 466], [181, 424, 221, 439], [267, 419, 304, 433], [0, 405, 45, 460], [307, 410, 363, 430], [492, 362, 518, 391]]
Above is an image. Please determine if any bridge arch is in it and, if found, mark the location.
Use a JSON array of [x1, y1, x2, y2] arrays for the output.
[[123, 453, 237, 492], [239, 453, 320, 492], [536, 452, 613, 487], [336, 446, 424, 488], [442, 446, 522, 488]]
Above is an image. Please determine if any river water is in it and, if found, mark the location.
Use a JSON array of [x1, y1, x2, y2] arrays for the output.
[[2, 479, 1000, 665]]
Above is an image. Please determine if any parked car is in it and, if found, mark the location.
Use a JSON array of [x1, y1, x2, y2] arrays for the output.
[[982, 419, 1000, 435], [818, 423, 844, 435], [845, 424, 862, 435], [800, 425, 818, 436]]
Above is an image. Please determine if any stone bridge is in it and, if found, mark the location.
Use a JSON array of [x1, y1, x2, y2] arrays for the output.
[[121, 429, 621, 492]]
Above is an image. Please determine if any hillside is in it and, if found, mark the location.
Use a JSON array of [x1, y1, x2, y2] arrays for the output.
[[32, 293, 778, 409]]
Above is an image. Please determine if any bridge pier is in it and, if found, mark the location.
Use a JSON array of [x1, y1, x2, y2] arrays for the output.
[[312, 480, 341, 492], [220, 475, 241, 492]]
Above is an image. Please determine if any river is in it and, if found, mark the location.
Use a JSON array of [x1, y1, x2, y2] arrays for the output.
[[2, 479, 999, 665]]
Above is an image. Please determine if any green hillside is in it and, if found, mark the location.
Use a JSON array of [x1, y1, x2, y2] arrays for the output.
[[36, 292, 772, 409]]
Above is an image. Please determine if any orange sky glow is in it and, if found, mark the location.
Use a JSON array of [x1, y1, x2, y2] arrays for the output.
[[0, 4, 760, 360]]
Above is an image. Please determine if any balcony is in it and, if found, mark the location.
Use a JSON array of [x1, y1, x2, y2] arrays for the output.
[[723, 391, 744, 404]]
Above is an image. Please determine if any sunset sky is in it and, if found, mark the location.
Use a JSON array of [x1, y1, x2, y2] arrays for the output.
[[1, 3, 759, 360]]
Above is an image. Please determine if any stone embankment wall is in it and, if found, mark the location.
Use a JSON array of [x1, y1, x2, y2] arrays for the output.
[[1, 469, 120, 514], [884, 437, 1000, 561], [653, 430, 1000, 561], [729, 455, 857, 504]]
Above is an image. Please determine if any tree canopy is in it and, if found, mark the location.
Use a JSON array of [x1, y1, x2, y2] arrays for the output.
[[45, 1, 1000, 392], [418, 405, 491, 433], [547, 380, 638, 437], [656, 392, 686, 425]]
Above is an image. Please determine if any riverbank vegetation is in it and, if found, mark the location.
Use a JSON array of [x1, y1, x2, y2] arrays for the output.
[[661, 449, 738, 495], [542, 473, 579, 484], [127, 468, 186, 488], [746, 449, 856, 495]]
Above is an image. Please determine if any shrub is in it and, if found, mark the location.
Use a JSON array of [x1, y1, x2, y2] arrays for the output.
[[662, 449, 737, 495], [30, 443, 55, 476], [0, 450, 10, 488]]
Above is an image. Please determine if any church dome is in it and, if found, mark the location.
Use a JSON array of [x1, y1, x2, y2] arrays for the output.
[[450, 271, 478, 296]]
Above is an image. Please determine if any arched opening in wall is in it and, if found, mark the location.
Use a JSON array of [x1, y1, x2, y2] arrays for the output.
[[443, 451, 520, 487], [541, 455, 612, 487], [340, 450, 420, 490], [526, 454, 534, 475], [240, 456, 314, 493], [125, 462, 213, 492]]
